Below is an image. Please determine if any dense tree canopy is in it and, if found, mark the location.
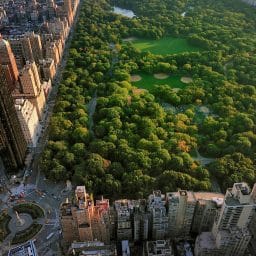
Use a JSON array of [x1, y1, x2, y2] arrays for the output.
[[41, 0, 256, 198]]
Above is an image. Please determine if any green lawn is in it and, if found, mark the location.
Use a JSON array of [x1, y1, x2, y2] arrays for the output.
[[131, 37, 200, 55], [132, 73, 186, 91]]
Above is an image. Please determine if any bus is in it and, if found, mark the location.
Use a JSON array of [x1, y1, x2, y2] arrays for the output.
[[46, 232, 54, 240]]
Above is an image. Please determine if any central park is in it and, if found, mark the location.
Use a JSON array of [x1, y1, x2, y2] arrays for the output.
[[40, 0, 256, 199]]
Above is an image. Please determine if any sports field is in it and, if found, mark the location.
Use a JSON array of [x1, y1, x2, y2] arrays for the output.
[[131, 73, 186, 91], [131, 37, 200, 55]]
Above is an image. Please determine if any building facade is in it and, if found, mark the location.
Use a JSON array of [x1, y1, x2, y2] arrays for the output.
[[195, 183, 256, 256], [148, 191, 169, 240], [14, 61, 46, 120], [60, 186, 111, 244], [15, 98, 40, 147], [0, 64, 27, 171], [166, 190, 196, 239], [0, 38, 19, 90]]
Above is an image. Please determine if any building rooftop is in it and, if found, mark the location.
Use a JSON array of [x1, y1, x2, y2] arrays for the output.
[[70, 241, 116, 256], [146, 240, 173, 255], [196, 232, 216, 250], [194, 192, 224, 207], [8, 240, 38, 256]]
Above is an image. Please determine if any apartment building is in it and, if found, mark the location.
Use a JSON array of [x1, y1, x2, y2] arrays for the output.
[[144, 240, 174, 256], [15, 98, 40, 147], [192, 192, 224, 234], [0, 63, 27, 171], [114, 199, 134, 241], [60, 186, 94, 243], [0, 37, 19, 89], [8, 32, 43, 68], [45, 41, 60, 66], [195, 182, 256, 256], [133, 200, 150, 242], [39, 58, 56, 81], [166, 190, 196, 239], [15, 61, 46, 120], [148, 191, 168, 240], [60, 186, 111, 245]]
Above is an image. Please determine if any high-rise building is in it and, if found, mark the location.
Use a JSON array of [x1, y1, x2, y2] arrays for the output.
[[248, 205, 256, 254], [114, 199, 134, 241], [63, 0, 73, 25], [60, 186, 94, 243], [91, 197, 111, 244], [195, 182, 256, 256], [19, 61, 41, 96], [15, 98, 40, 147], [166, 190, 196, 239], [47, 0, 57, 18], [133, 200, 150, 242], [144, 240, 174, 256], [0, 64, 27, 171], [48, 18, 69, 40], [191, 192, 224, 234], [148, 191, 168, 240], [8, 33, 43, 68], [0, 37, 19, 90], [26, 32, 43, 63], [39, 58, 56, 81], [14, 61, 46, 120], [45, 41, 60, 67]]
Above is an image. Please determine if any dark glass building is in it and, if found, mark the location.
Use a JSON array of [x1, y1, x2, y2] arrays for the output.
[[0, 64, 27, 171]]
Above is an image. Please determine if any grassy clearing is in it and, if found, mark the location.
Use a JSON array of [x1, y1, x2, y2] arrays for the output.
[[13, 203, 44, 219], [0, 212, 11, 241], [131, 73, 186, 91], [131, 37, 200, 55]]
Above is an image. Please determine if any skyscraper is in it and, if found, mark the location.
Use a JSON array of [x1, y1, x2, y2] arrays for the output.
[[195, 182, 256, 256], [0, 64, 27, 171], [0, 37, 19, 90]]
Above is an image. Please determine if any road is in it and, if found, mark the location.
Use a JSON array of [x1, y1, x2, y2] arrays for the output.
[[0, 0, 83, 255]]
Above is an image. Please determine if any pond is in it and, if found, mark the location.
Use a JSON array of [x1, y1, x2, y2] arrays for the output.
[[113, 6, 135, 18]]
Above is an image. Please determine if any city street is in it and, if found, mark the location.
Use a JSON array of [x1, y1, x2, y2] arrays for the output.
[[0, 1, 83, 255]]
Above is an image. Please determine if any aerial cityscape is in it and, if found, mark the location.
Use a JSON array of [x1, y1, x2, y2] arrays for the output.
[[0, 0, 256, 255]]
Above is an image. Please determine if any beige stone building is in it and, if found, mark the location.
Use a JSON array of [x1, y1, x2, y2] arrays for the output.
[[48, 18, 70, 40], [39, 58, 56, 81], [15, 98, 40, 146], [195, 182, 256, 256], [0, 38, 19, 89], [8, 32, 43, 67], [19, 61, 41, 96], [14, 61, 46, 120], [60, 186, 110, 244], [45, 41, 60, 67]]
